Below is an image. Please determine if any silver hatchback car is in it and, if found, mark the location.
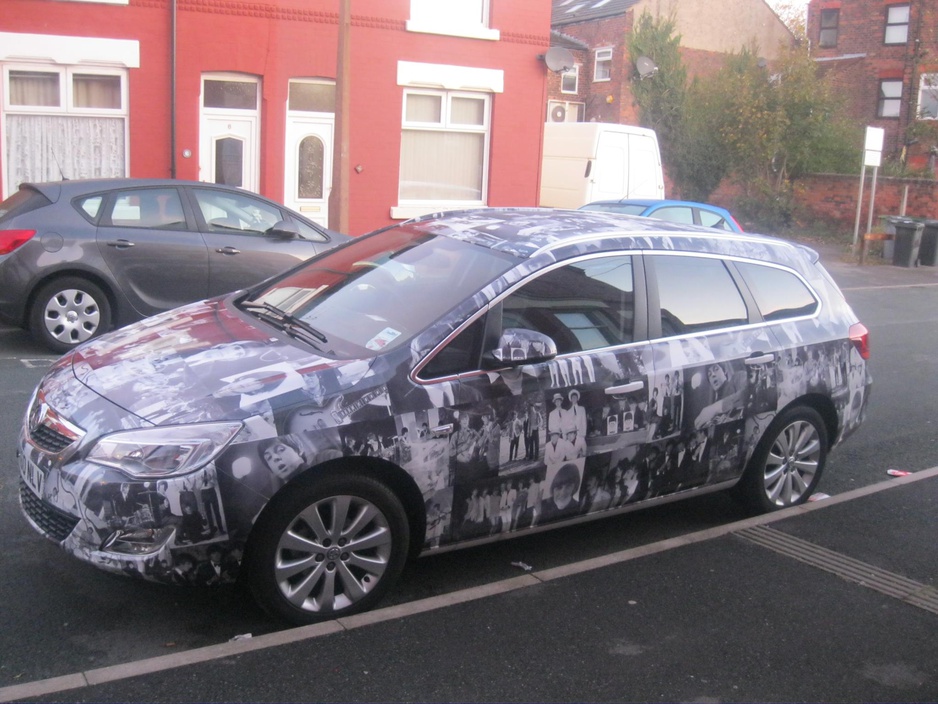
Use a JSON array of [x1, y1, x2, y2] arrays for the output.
[[17, 208, 870, 624], [0, 178, 347, 352]]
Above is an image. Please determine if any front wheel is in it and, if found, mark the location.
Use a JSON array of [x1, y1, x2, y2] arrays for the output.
[[735, 406, 828, 514], [246, 473, 410, 625], [29, 277, 112, 353]]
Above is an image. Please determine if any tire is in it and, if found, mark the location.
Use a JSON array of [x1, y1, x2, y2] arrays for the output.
[[735, 406, 828, 514], [246, 473, 410, 625], [30, 277, 112, 353]]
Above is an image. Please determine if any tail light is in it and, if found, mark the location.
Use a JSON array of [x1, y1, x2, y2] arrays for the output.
[[849, 322, 870, 360], [0, 229, 36, 255]]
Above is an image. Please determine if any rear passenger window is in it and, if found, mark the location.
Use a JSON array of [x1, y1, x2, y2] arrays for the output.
[[698, 210, 731, 231], [652, 255, 748, 336], [652, 206, 694, 226], [735, 261, 818, 321]]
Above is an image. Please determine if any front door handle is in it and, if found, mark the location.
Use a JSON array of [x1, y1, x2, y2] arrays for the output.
[[105, 239, 135, 249], [605, 381, 644, 395], [215, 246, 241, 255], [746, 353, 775, 365], [430, 423, 454, 437]]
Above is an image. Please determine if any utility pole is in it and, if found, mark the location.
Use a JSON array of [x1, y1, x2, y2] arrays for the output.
[[329, 0, 351, 233]]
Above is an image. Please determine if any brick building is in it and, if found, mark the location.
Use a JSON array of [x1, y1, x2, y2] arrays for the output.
[[807, 0, 938, 168], [545, 0, 793, 128], [0, 0, 551, 234]]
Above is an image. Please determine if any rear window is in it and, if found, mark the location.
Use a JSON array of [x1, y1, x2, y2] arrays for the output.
[[735, 261, 818, 321], [0, 188, 51, 222]]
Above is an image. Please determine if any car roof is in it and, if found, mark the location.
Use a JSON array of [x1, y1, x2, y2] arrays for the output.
[[21, 178, 265, 202], [405, 207, 814, 267]]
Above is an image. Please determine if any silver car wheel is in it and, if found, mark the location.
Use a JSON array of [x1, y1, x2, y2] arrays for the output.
[[762, 419, 821, 507], [43, 287, 102, 345], [273, 493, 393, 614]]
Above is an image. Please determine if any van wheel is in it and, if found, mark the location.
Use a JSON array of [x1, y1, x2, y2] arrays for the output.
[[735, 406, 828, 514], [247, 473, 410, 625], [30, 277, 111, 353]]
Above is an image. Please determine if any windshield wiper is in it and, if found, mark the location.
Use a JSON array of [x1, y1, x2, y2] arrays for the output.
[[240, 300, 328, 345]]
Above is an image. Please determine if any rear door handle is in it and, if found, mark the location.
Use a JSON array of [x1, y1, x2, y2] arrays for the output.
[[215, 246, 241, 255], [605, 381, 644, 395], [105, 239, 135, 249], [431, 423, 454, 437]]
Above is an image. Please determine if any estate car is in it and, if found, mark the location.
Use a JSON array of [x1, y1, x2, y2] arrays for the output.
[[17, 208, 870, 624]]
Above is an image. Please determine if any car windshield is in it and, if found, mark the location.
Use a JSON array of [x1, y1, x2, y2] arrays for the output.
[[580, 203, 647, 216], [241, 225, 520, 358]]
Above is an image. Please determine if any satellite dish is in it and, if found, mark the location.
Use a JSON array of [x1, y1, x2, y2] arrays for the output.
[[636, 56, 658, 79], [543, 46, 575, 73]]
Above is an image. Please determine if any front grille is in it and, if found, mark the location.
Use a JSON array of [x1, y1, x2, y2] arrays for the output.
[[30, 424, 75, 454], [19, 481, 80, 542]]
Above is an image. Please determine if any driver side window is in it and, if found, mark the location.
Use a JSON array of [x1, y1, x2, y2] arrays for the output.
[[191, 188, 283, 235], [501, 255, 635, 355]]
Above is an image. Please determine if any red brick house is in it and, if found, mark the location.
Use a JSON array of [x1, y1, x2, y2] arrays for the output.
[[0, 0, 551, 234], [545, 0, 794, 128], [807, 0, 938, 169]]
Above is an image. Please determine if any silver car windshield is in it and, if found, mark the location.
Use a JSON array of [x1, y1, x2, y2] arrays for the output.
[[244, 226, 520, 358]]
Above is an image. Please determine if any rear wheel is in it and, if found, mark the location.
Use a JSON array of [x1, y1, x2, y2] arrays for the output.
[[247, 473, 410, 624], [735, 406, 828, 514], [30, 277, 111, 353]]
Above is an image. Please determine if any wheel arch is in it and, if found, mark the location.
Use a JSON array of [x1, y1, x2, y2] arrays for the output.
[[25, 268, 124, 328], [779, 392, 838, 448], [247, 455, 428, 562]]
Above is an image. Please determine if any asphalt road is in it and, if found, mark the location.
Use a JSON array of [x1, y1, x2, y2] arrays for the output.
[[2, 245, 937, 702]]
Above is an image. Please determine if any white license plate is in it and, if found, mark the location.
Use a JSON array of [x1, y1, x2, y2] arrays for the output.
[[19, 453, 45, 498]]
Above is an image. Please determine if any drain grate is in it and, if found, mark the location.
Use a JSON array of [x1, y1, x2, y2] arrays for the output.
[[737, 525, 938, 616]]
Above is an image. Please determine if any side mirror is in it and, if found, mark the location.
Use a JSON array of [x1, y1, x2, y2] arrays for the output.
[[484, 328, 557, 368], [266, 219, 300, 240]]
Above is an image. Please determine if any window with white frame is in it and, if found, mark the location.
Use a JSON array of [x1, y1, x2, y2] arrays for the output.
[[561, 65, 579, 94], [918, 73, 938, 120], [398, 89, 490, 206], [408, 0, 498, 40], [3, 65, 127, 189], [594, 47, 613, 82], [884, 4, 910, 45], [878, 79, 902, 118]]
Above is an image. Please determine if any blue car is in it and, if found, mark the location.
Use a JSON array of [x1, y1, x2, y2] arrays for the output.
[[580, 198, 743, 233]]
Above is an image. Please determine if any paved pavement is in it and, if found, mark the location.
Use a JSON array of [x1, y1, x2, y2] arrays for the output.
[[3, 241, 938, 703]]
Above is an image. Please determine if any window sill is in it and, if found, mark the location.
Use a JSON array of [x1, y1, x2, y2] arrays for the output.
[[391, 203, 486, 220], [405, 20, 500, 41]]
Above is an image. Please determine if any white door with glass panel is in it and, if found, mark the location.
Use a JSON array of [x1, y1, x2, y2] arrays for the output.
[[284, 118, 333, 227], [199, 76, 260, 192]]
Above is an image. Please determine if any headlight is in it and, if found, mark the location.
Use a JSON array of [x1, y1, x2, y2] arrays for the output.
[[87, 422, 243, 478]]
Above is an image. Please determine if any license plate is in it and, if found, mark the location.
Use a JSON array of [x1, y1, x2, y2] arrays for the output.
[[19, 453, 45, 498]]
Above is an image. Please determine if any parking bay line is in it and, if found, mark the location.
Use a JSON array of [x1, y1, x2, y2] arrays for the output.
[[3, 466, 937, 702]]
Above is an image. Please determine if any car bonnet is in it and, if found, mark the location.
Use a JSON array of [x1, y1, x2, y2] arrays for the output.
[[68, 298, 376, 427]]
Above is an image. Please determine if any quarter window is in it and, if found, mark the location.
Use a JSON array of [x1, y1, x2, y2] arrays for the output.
[[652, 255, 748, 336], [735, 262, 818, 321], [819, 9, 839, 48], [399, 90, 489, 205], [501, 255, 635, 355], [884, 4, 910, 45], [594, 47, 613, 82], [878, 79, 902, 118]]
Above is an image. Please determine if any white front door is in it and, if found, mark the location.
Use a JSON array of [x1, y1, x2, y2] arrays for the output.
[[284, 117, 333, 227], [199, 115, 258, 192]]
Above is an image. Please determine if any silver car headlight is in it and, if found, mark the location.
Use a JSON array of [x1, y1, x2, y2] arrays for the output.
[[87, 422, 243, 478]]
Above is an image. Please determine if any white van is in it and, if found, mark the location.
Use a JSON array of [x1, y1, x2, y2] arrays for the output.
[[539, 122, 665, 209]]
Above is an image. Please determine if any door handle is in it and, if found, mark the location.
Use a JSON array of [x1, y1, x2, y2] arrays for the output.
[[745, 353, 775, 365], [430, 423, 454, 437], [605, 381, 644, 395], [105, 239, 135, 249], [215, 246, 241, 255]]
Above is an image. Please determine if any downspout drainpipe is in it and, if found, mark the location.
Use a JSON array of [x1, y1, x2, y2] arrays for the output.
[[170, 0, 177, 179]]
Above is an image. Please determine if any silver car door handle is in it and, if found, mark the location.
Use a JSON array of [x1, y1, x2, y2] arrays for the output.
[[605, 381, 644, 395], [745, 353, 775, 365], [431, 423, 454, 437], [105, 239, 135, 248], [215, 246, 241, 255]]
